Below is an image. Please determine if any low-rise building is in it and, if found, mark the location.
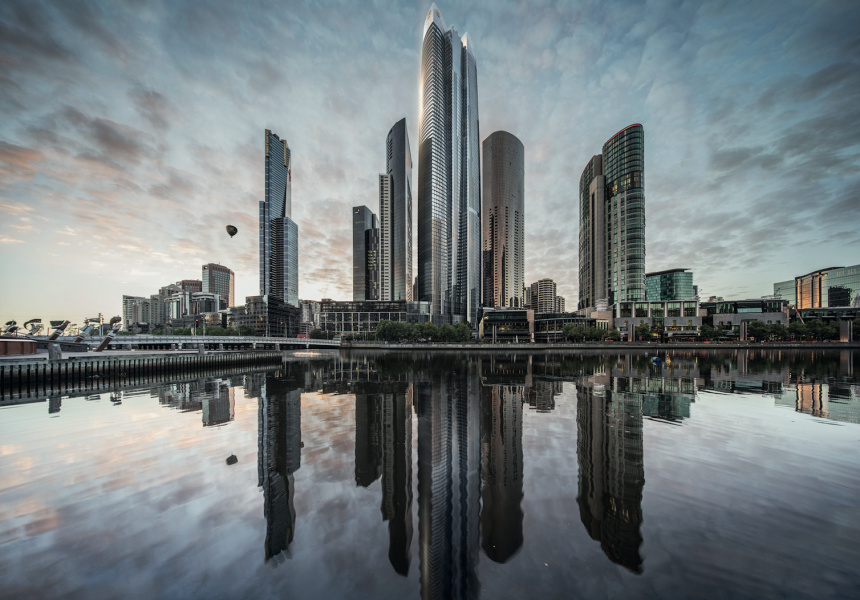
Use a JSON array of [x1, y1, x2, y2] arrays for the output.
[[534, 313, 595, 343], [479, 308, 534, 343], [228, 295, 300, 337], [700, 298, 789, 339], [615, 300, 702, 340], [318, 300, 409, 338], [645, 268, 695, 301]]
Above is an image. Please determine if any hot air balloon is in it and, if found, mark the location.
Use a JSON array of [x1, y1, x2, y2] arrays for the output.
[[226, 225, 238, 238]]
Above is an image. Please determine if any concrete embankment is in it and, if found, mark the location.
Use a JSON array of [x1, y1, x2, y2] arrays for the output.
[[0, 350, 285, 400]]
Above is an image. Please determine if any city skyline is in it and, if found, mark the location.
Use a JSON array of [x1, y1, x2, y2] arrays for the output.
[[1, 0, 859, 323]]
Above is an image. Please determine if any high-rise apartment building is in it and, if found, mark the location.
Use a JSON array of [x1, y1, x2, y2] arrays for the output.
[[528, 278, 557, 314], [202, 263, 235, 308], [645, 268, 694, 302], [417, 4, 481, 325], [482, 131, 524, 309], [379, 118, 413, 302], [260, 129, 299, 307], [579, 124, 645, 309], [353, 206, 379, 301]]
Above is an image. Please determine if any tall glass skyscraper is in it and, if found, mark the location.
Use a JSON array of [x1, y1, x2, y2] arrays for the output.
[[417, 4, 481, 325], [380, 118, 413, 302], [579, 124, 645, 309], [260, 129, 299, 307], [353, 206, 379, 301], [482, 131, 524, 308]]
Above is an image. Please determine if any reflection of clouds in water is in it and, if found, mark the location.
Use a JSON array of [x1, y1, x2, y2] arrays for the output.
[[2, 351, 859, 597]]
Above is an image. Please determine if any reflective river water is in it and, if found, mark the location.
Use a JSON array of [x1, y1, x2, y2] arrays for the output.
[[1, 349, 859, 599]]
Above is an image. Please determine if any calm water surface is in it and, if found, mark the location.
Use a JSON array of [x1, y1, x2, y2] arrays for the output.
[[1, 349, 859, 599]]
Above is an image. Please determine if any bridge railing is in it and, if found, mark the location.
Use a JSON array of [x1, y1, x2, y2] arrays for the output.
[[41, 335, 341, 347]]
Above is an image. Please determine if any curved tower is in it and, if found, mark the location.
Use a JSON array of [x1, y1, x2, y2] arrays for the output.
[[578, 124, 644, 308], [482, 131, 524, 308], [417, 4, 480, 324], [603, 124, 645, 303]]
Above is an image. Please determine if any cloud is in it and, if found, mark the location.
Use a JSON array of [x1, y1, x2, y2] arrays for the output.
[[0, 141, 42, 181], [1, 0, 859, 323]]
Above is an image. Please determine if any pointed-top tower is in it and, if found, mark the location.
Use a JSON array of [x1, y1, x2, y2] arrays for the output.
[[417, 4, 481, 325]]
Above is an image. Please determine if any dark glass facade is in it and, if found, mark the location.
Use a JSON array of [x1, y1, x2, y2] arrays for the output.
[[381, 118, 413, 302], [794, 265, 860, 309], [260, 129, 299, 307], [603, 125, 645, 303], [645, 268, 694, 301], [579, 125, 646, 309], [353, 206, 379, 301], [482, 131, 524, 309]]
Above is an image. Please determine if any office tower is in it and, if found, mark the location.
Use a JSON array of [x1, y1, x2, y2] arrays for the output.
[[482, 131, 524, 308], [773, 280, 796, 306], [258, 368, 303, 561], [417, 4, 481, 325], [528, 278, 557, 314], [645, 268, 694, 302], [579, 124, 645, 309], [353, 206, 380, 301], [202, 263, 235, 308], [554, 296, 565, 313], [417, 360, 481, 599], [379, 118, 413, 301], [793, 265, 860, 308], [260, 129, 299, 307]]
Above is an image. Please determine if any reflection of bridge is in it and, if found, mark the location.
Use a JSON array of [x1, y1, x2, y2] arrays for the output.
[[45, 334, 340, 351]]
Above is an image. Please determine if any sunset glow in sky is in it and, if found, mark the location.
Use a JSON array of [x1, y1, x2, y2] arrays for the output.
[[1, 0, 858, 324]]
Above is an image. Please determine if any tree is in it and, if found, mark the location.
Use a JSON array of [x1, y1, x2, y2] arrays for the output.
[[700, 324, 716, 341], [439, 323, 457, 342], [456, 322, 472, 342], [769, 323, 788, 341], [788, 321, 807, 340], [238, 325, 257, 337], [605, 328, 621, 341], [806, 319, 826, 340], [563, 324, 587, 342], [585, 326, 603, 341], [747, 320, 770, 341], [309, 328, 328, 340], [635, 322, 652, 341]]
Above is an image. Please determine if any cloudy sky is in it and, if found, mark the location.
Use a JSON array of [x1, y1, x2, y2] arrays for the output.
[[1, 0, 859, 325]]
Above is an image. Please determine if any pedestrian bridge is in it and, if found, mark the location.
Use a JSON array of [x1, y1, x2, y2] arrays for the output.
[[49, 334, 341, 352]]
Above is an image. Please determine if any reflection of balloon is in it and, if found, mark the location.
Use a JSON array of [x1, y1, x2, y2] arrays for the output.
[[226, 225, 238, 238]]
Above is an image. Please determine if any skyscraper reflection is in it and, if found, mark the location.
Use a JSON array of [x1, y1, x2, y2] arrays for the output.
[[576, 383, 644, 573], [417, 359, 481, 600], [380, 381, 414, 576], [353, 378, 415, 576], [258, 367, 303, 561], [480, 376, 524, 563], [355, 391, 382, 487]]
